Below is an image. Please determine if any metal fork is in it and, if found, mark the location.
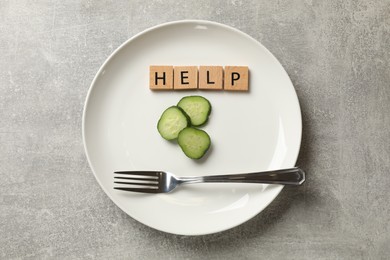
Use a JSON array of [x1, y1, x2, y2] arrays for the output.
[[114, 167, 305, 193]]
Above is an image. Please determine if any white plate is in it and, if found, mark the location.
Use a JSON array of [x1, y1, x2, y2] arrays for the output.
[[82, 20, 302, 235]]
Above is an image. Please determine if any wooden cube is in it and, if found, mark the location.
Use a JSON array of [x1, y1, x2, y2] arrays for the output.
[[174, 66, 198, 90], [224, 66, 249, 91], [149, 65, 173, 90], [199, 66, 223, 90]]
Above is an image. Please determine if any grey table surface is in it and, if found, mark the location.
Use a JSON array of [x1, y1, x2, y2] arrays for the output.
[[1, 0, 390, 259]]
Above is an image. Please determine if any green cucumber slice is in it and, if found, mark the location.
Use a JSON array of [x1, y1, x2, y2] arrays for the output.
[[157, 106, 189, 140], [178, 127, 211, 159], [177, 96, 211, 126]]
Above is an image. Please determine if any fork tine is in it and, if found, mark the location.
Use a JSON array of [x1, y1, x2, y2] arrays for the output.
[[114, 187, 160, 193], [114, 171, 160, 177], [114, 176, 158, 182], [114, 181, 157, 186]]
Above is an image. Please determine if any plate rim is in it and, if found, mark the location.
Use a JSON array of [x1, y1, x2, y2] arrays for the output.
[[82, 19, 302, 235]]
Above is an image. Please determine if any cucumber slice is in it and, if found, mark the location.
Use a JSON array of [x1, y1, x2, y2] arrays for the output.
[[177, 96, 211, 126], [157, 106, 189, 140], [178, 127, 211, 159]]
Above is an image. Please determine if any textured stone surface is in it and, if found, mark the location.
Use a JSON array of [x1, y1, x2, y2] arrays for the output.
[[1, 0, 390, 259]]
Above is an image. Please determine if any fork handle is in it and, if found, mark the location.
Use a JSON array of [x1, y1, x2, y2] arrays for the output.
[[179, 167, 305, 186]]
